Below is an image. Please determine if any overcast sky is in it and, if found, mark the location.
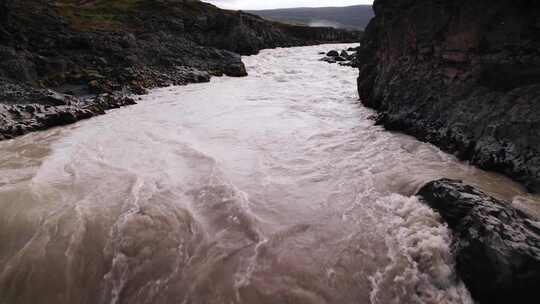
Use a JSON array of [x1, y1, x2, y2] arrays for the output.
[[206, 1, 373, 10]]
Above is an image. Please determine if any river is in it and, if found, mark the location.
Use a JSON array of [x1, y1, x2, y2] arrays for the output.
[[0, 44, 537, 304]]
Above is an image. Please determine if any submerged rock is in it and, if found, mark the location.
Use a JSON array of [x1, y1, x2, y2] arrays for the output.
[[320, 57, 337, 64], [418, 179, 540, 304], [339, 61, 355, 67]]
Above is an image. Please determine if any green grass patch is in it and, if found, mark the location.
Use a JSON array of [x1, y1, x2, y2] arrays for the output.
[[55, 0, 143, 30]]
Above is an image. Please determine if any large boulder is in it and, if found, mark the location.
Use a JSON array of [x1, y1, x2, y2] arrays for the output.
[[326, 50, 339, 57], [418, 179, 540, 304], [223, 62, 247, 77]]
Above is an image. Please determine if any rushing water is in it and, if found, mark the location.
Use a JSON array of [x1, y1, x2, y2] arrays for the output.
[[0, 44, 538, 304]]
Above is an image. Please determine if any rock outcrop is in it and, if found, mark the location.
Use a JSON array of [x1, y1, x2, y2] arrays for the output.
[[0, 0, 361, 140], [320, 46, 360, 67], [418, 179, 540, 304], [357, 0, 540, 192]]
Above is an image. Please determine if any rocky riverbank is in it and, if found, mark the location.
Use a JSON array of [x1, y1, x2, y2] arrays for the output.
[[357, 0, 540, 192], [0, 0, 361, 140], [418, 179, 540, 304], [319, 46, 360, 67]]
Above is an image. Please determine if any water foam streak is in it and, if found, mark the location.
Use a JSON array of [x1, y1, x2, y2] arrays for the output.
[[1, 44, 535, 303]]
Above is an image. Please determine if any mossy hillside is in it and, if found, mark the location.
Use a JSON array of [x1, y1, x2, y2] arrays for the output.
[[54, 0, 223, 30], [55, 0, 143, 30]]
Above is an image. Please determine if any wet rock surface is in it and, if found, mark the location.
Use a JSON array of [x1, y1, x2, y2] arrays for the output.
[[0, 0, 361, 139], [0, 91, 136, 140], [356, 0, 540, 192], [320, 46, 360, 67], [418, 179, 540, 304]]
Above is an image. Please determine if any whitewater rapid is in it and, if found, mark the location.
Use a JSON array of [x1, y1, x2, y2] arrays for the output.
[[0, 44, 535, 304]]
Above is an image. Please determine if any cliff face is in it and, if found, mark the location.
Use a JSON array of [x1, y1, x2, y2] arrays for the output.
[[0, 0, 360, 140], [179, 2, 361, 55], [357, 0, 540, 192]]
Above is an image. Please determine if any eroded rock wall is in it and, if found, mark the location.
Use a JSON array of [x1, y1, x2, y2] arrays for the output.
[[357, 0, 540, 191]]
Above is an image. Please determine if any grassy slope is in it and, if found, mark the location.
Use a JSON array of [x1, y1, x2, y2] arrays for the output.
[[54, 0, 141, 29], [54, 0, 221, 30]]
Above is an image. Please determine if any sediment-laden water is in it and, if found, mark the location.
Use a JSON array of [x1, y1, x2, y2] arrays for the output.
[[1, 44, 537, 304]]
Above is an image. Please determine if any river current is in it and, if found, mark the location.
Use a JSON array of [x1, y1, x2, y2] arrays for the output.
[[0, 44, 537, 304]]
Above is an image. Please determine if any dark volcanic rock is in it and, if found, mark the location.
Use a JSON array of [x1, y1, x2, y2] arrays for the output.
[[321, 47, 359, 67], [327, 50, 340, 57], [320, 57, 337, 64], [0, 0, 360, 140], [338, 61, 355, 67], [191, 9, 361, 56], [418, 179, 540, 304], [357, 0, 540, 192], [0, 88, 136, 141]]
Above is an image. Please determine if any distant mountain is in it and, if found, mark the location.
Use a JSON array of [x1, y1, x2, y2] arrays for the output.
[[247, 5, 374, 30]]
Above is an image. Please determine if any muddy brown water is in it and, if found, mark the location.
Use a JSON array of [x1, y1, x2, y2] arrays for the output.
[[1, 44, 538, 304]]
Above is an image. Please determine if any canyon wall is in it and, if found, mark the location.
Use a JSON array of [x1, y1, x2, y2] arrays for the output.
[[357, 0, 540, 191], [0, 0, 360, 140]]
